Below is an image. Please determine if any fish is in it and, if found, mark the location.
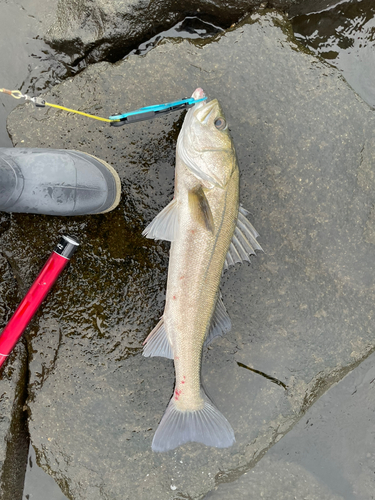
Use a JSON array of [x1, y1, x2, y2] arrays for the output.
[[142, 88, 262, 452]]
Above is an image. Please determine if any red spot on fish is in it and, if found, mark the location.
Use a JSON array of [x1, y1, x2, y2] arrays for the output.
[[181, 380, 185, 384], [173, 295, 177, 300], [174, 388, 183, 401], [179, 276, 185, 280], [191, 230, 195, 234], [174, 356, 179, 361]]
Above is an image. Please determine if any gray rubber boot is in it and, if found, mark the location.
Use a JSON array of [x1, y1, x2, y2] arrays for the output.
[[0, 148, 121, 215]]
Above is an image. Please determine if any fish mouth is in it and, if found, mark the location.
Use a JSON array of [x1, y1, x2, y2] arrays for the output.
[[192, 87, 205, 100], [191, 89, 219, 121]]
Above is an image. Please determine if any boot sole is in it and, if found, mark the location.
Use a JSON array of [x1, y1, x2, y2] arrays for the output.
[[80, 152, 122, 214]]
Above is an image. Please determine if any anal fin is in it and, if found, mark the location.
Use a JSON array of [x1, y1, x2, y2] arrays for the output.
[[143, 317, 173, 359]]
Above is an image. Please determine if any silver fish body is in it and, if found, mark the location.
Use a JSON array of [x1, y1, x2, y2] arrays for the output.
[[143, 89, 262, 452]]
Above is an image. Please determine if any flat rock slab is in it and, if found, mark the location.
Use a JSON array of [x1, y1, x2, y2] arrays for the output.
[[6, 10, 375, 500], [205, 350, 375, 499]]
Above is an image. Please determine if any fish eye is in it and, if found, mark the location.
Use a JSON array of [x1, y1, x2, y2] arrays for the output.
[[214, 117, 227, 131]]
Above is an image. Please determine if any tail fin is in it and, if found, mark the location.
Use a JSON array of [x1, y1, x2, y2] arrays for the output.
[[152, 390, 235, 452]]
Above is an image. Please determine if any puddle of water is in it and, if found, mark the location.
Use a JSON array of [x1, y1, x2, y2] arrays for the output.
[[22, 445, 67, 500], [291, 0, 375, 107]]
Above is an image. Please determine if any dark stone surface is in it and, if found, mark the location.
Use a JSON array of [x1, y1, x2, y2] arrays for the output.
[[0, 0, 55, 147], [6, 9, 375, 500], [288, 0, 344, 17], [205, 350, 375, 499], [0, 0, 80, 148], [291, 0, 375, 108], [43, 0, 341, 63], [205, 456, 344, 500], [0, 245, 29, 500], [0, 343, 29, 500]]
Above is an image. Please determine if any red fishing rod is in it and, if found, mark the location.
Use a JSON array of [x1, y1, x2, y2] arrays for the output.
[[0, 235, 79, 369]]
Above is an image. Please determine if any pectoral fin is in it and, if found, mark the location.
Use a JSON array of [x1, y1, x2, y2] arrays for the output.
[[188, 186, 214, 233], [142, 198, 179, 242], [224, 205, 263, 270]]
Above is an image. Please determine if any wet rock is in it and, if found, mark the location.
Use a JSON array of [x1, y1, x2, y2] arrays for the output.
[[23, 444, 69, 500], [288, 0, 346, 17], [6, 9, 375, 500], [291, 0, 375, 107], [0, 250, 29, 500], [44, 0, 340, 63], [0, 0, 58, 147], [0, 344, 29, 500], [205, 456, 345, 500], [205, 350, 375, 499], [0, 0, 89, 148]]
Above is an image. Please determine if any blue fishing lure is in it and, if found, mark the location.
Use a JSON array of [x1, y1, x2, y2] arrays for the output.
[[109, 97, 207, 126]]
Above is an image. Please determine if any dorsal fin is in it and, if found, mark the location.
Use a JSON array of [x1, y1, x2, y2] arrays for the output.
[[224, 205, 263, 270]]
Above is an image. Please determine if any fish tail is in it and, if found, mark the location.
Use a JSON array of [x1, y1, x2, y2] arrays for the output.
[[151, 389, 235, 452]]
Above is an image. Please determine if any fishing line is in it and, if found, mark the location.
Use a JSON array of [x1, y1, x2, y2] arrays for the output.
[[0, 88, 207, 126], [0, 88, 114, 122]]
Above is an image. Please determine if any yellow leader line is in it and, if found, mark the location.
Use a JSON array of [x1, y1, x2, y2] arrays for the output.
[[0, 88, 119, 123], [43, 102, 114, 122]]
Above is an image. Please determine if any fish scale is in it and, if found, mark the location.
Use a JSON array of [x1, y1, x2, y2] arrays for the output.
[[168, 163, 239, 413]]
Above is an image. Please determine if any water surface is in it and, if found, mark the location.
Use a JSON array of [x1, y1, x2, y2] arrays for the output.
[[291, 0, 375, 107]]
